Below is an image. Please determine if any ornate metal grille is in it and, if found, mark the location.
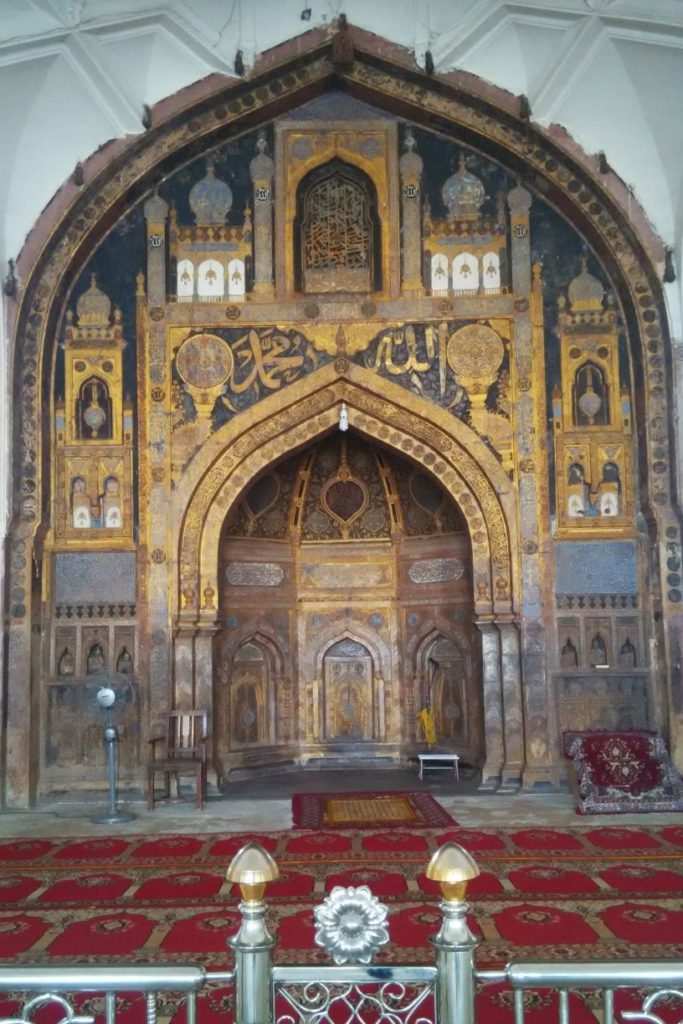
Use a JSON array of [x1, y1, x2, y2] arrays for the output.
[[304, 176, 370, 272], [274, 967, 437, 1024]]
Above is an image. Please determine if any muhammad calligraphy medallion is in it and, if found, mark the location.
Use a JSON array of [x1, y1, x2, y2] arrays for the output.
[[176, 333, 233, 389]]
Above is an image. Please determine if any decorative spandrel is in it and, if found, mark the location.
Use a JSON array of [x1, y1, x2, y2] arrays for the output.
[[361, 319, 511, 467], [176, 333, 234, 390], [171, 325, 326, 444]]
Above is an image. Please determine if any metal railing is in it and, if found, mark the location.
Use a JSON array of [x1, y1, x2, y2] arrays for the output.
[[274, 966, 438, 1024], [0, 966, 233, 1024], [1, 841, 683, 1024], [477, 962, 683, 1024]]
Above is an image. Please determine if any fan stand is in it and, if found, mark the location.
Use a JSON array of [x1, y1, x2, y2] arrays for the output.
[[92, 700, 136, 826]]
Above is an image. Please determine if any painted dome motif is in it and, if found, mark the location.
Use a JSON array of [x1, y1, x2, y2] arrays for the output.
[[189, 159, 233, 224], [568, 256, 605, 311], [442, 154, 485, 219], [76, 275, 112, 326]]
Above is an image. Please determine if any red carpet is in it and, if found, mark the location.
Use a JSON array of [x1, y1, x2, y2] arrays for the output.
[[2, 826, 683, 1022], [2, 825, 683, 964], [291, 790, 457, 828]]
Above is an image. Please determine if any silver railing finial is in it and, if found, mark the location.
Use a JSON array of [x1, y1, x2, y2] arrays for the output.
[[314, 885, 390, 964]]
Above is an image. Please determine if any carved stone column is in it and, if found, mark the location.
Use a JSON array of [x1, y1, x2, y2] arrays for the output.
[[498, 619, 524, 789], [250, 130, 275, 298], [195, 618, 219, 788], [195, 620, 218, 713], [661, 341, 683, 769], [173, 625, 196, 709], [508, 184, 556, 787], [141, 194, 172, 723], [399, 127, 424, 295], [4, 559, 33, 806], [476, 619, 504, 789]]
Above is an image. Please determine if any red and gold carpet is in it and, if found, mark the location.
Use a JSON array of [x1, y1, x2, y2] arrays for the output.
[[291, 790, 457, 828], [2, 824, 683, 973]]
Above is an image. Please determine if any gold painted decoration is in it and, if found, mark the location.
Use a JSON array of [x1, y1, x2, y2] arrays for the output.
[[553, 261, 633, 537], [301, 165, 374, 293], [276, 114, 399, 300], [7, 31, 678, 812], [54, 277, 133, 543], [446, 324, 504, 394], [368, 324, 435, 376], [176, 333, 233, 389], [300, 562, 391, 589]]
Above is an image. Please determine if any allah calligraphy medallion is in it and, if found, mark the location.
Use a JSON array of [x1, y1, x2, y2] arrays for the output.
[[446, 324, 504, 385]]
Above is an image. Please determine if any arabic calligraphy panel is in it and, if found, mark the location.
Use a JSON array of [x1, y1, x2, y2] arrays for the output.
[[225, 562, 285, 587], [408, 557, 465, 584]]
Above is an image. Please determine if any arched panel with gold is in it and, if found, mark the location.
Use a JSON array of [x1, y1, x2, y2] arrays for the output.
[[211, 431, 482, 781], [4, 29, 680, 806]]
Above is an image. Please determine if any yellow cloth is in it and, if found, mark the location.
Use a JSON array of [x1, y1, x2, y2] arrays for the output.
[[417, 706, 437, 747]]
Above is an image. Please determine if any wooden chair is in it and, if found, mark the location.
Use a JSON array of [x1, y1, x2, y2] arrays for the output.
[[147, 709, 209, 810]]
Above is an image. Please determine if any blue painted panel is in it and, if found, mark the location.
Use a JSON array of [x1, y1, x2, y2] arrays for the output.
[[55, 552, 136, 603], [555, 541, 638, 594]]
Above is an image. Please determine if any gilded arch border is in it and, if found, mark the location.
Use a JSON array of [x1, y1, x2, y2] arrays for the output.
[[5, 27, 682, 806], [8, 34, 677, 623], [9, 32, 676, 561], [177, 365, 516, 620]]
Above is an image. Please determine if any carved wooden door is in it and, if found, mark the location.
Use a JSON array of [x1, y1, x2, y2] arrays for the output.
[[428, 638, 469, 747], [323, 640, 373, 741], [230, 642, 268, 747]]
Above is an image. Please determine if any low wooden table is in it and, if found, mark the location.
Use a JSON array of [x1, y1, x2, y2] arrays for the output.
[[418, 751, 460, 781]]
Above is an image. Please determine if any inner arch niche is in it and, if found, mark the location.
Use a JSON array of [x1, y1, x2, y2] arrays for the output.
[[215, 431, 481, 779]]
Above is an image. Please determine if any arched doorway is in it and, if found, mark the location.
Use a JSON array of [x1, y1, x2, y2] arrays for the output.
[[323, 639, 375, 742], [213, 429, 483, 775], [417, 633, 480, 761]]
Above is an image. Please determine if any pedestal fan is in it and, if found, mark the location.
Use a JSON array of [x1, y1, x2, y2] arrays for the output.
[[82, 671, 136, 825]]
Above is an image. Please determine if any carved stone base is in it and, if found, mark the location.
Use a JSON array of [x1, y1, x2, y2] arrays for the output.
[[521, 763, 564, 791]]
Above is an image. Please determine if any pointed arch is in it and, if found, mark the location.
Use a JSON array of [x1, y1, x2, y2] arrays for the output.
[[314, 626, 391, 680], [176, 362, 516, 622]]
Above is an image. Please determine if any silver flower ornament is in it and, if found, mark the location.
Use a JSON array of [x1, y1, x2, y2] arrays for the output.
[[314, 885, 390, 964]]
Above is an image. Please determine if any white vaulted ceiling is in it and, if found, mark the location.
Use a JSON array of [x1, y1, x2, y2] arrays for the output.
[[0, 0, 682, 328]]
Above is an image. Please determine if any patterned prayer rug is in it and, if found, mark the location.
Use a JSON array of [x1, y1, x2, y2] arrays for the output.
[[291, 789, 457, 828], [2, 824, 683, 970], [3, 826, 683, 1023], [564, 730, 683, 814]]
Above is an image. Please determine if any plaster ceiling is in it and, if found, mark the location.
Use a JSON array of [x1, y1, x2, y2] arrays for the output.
[[1, 0, 682, 328]]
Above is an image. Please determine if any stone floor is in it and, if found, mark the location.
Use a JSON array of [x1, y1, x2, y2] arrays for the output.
[[2, 766, 681, 837]]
